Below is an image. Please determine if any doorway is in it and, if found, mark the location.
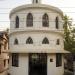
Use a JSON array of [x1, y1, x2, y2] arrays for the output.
[[29, 53, 47, 75]]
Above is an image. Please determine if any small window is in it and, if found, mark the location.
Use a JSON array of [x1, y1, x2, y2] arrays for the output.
[[26, 13, 33, 27], [42, 13, 49, 27], [50, 59, 53, 62], [42, 37, 49, 44], [14, 39, 18, 45], [56, 39, 60, 45], [55, 17, 59, 29], [36, 0, 38, 3], [15, 16, 19, 28], [4, 60, 6, 67], [8, 59, 9, 64], [12, 53, 19, 67], [0, 44, 1, 54], [26, 37, 33, 44], [56, 53, 62, 67], [4, 42, 7, 50]]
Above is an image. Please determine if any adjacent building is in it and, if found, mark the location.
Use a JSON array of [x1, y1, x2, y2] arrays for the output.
[[0, 31, 9, 75], [9, 0, 69, 75]]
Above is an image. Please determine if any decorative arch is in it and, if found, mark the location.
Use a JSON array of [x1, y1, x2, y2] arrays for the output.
[[26, 37, 33, 44], [42, 37, 49, 44], [15, 16, 19, 28], [42, 13, 49, 27], [14, 39, 18, 45], [26, 13, 33, 27], [55, 17, 59, 29]]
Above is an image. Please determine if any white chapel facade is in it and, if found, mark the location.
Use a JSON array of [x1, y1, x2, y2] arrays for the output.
[[9, 0, 69, 75]]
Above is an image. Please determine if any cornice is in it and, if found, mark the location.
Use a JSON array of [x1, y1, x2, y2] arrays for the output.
[[9, 4, 63, 18], [9, 29, 64, 37]]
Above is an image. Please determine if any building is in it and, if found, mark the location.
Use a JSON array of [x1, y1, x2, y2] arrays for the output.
[[0, 31, 9, 75], [9, 0, 69, 75]]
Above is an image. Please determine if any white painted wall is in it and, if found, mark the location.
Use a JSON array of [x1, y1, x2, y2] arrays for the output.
[[9, 3, 65, 75], [10, 8, 63, 33], [9, 53, 64, 75], [47, 54, 64, 75], [9, 32, 64, 53], [9, 54, 28, 75], [9, 6, 64, 53]]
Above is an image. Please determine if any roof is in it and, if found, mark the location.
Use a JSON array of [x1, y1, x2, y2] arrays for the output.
[[10, 4, 63, 18]]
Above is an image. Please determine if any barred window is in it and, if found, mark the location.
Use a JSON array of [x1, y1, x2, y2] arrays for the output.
[[15, 16, 19, 28], [56, 53, 62, 67], [4, 60, 6, 67], [26, 37, 33, 44], [42, 37, 49, 44], [26, 13, 33, 27], [0, 44, 1, 54], [55, 17, 59, 29], [14, 39, 18, 45], [42, 13, 49, 27], [12, 53, 19, 67], [36, 0, 38, 3]]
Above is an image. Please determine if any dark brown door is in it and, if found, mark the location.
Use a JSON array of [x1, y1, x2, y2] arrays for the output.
[[29, 53, 47, 75]]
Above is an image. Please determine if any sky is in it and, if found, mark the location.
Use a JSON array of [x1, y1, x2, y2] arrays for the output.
[[0, 0, 75, 30]]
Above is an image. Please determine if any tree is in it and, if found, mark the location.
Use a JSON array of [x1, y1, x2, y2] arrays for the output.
[[63, 15, 75, 52], [63, 15, 75, 72]]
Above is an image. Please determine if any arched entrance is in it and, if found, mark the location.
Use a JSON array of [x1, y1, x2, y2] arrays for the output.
[[29, 53, 47, 75]]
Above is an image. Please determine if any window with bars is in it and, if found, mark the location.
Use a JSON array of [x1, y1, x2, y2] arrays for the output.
[[36, 0, 38, 3], [42, 37, 49, 44], [0, 44, 1, 54], [56, 53, 62, 67], [26, 37, 33, 44], [55, 17, 59, 29], [26, 13, 33, 27], [15, 16, 19, 28], [12, 53, 19, 67], [14, 39, 18, 45], [42, 13, 49, 27], [4, 60, 6, 67]]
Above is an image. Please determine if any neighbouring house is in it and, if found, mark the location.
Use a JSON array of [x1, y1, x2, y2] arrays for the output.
[[9, 0, 69, 75], [0, 31, 9, 75]]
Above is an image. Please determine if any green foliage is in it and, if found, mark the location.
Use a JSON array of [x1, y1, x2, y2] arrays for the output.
[[63, 15, 75, 53]]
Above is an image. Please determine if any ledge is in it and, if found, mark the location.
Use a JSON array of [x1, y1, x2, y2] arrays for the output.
[[9, 29, 64, 36], [8, 49, 70, 54]]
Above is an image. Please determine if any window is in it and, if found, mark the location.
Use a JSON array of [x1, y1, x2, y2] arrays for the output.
[[42, 13, 49, 27], [55, 17, 59, 29], [26, 37, 33, 44], [36, 0, 38, 3], [56, 53, 62, 67], [12, 53, 19, 67], [4, 60, 6, 67], [4, 42, 7, 50], [14, 39, 18, 45], [50, 59, 53, 62], [15, 16, 19, 28], [0, 44, 1, 54], [26, 13, 33, 27], [56, 39, 60, 45], [8, 59, 9, 64], [42, 37, 49, 44]]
